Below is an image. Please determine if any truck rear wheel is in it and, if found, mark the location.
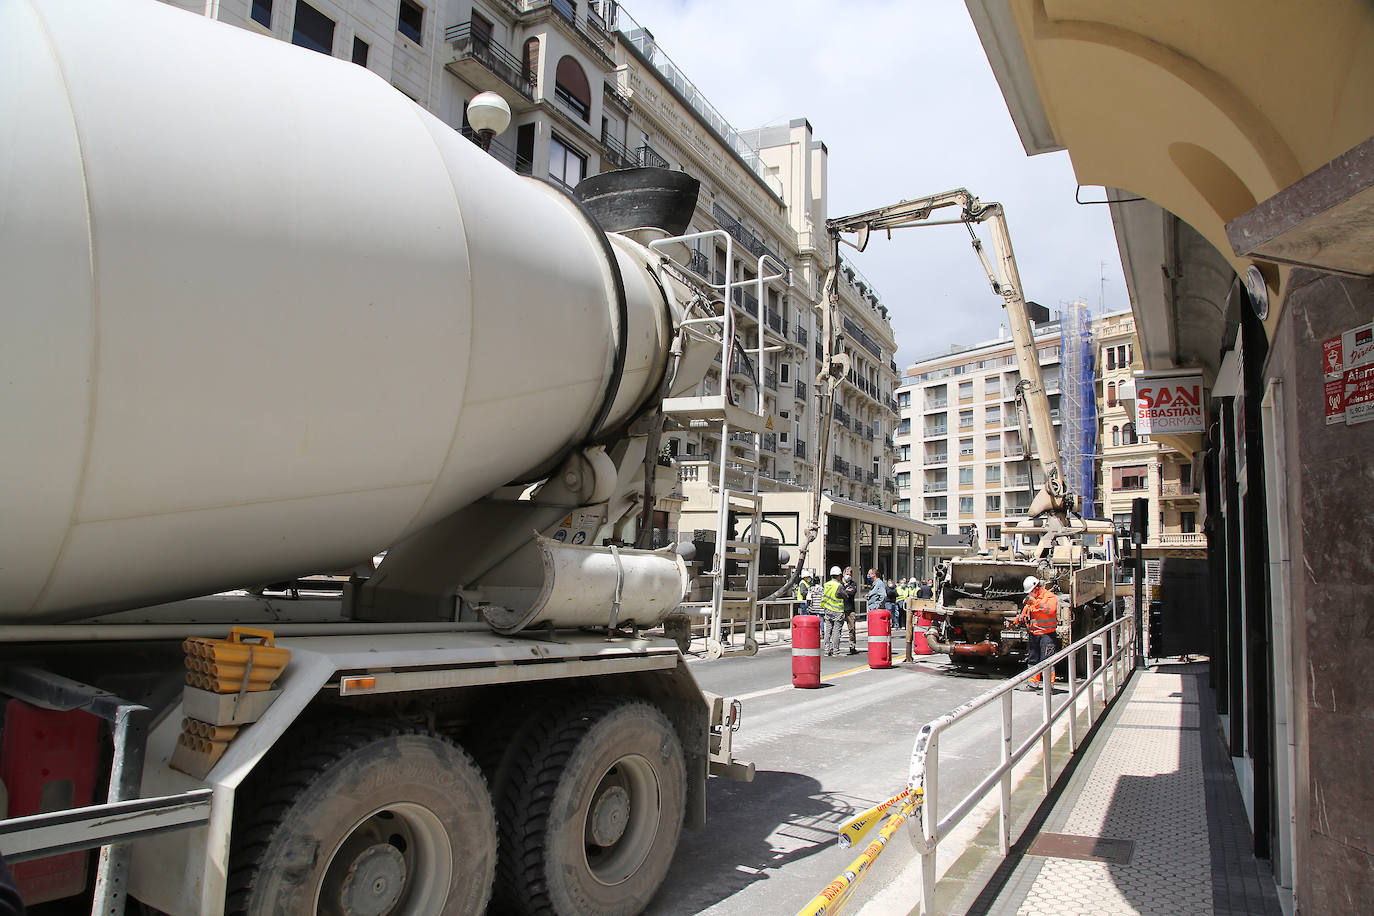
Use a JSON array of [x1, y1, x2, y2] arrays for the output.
[[227, 721, 496, 916], [497, 699, 686, 915]]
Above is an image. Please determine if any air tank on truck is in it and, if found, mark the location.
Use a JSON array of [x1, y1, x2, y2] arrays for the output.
[[0, 1, 751, 913]]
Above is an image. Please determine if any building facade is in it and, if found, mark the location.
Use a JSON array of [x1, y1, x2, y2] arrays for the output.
[[178, 0, 916, 576]]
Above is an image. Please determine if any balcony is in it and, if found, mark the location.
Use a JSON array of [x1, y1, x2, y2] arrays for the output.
[[1160, 481, 1197, 499], [794, 440, 807, 460], [926, 511, 948, 521], [599, 127, 637, 170], [459, 126, 532, 174], [765, 309, 784, 334], [1006, 506, 1031, 516], [637, 142, 669, 170], [842, 316, 884, 360], [833, 405, 851, 429], [445, 23, 537, 102], [796, 325, 809, 347], [833, 456, 851, 476], [1006, 475, 1030, 488], [925, 398, 948, 411], [1158, 532, 1206, 547], [764, 368, 778, 391], [795, 380, 807, 401], [711, 203, 789, 279], [761, 433, 777, 453], [924, 424, 948, 438], [686, 249, 710, 279], [884, 479, 897, 493], [925, 481, 947, 492], [924, 453, 948, 466]]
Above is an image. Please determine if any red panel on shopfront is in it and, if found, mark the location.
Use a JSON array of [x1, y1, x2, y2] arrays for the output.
[[1, 700, 101, 904]]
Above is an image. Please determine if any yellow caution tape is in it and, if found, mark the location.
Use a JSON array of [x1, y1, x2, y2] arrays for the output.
[[794, 795, 920, 916], [837, 788, 910, 849]]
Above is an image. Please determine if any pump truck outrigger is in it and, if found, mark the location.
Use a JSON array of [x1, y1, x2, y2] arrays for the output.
[[0, 2, 753, 914], [825, 189, 1115, 667]]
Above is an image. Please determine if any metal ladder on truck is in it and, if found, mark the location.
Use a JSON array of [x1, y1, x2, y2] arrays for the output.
[[650, 232, 786, 658]]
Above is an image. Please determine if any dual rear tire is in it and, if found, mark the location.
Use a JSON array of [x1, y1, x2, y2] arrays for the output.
[[227, 702, 685, 916]]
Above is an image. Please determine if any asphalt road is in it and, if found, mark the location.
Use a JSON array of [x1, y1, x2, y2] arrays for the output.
[[646, 630, 1051, 916]]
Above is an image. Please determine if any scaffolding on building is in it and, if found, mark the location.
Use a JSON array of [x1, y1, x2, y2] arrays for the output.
[[1059, 300, 1098, 517]]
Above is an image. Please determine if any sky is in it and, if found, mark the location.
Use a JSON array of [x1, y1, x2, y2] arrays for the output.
[[617, 0, 1130, 368]]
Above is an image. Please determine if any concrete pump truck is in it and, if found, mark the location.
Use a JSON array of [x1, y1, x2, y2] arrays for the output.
[[825, 190, 1115, 667]]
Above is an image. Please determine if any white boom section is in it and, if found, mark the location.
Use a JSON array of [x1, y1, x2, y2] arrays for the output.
[[0, 0, 681, 622]]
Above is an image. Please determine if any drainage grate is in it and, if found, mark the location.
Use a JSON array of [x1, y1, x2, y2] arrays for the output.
[[1026, 832, 1135, 865]]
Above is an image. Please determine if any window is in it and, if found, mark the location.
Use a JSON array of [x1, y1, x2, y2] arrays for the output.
[[780, 363, 790, 385], [985, 405, 1000, 425], [555, 56, 592, 121], [959, 438, 974, 456], [985, 434, 1000, 452], [986, 524, 1001, 542], [899, 445, 910, 462], [986, 377, 1001, 396], [896, 472, 911, 489], [958, 467, 973, 485], [1113, 464, 1148, 490], [958, 380, 973, 399], [897, 418, 911, 435], [958, 409, 973, 428], [352, 35, 369, 66], [1112, 426, 1120, 447], [986, 465, 1001, 483], [470, 11, 492, 44], [897, 499, 911, 515], [1180, 464, 1192, 489], [397, 0, 424, 45], [548, 134, 586, 187], [292, 1, 334, 54], [252, 0, 272, 28], [897, 391, 911, 408], [1123, 422, 1138, 446], [959, 496, 974, 514], [1181, 511, 1196, 533], [1106, 347, 1116, 371], [986, 494, 1001, 512], [1106, 381, 1116, 407]]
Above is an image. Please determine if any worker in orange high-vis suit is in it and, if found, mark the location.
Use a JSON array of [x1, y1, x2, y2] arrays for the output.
[[1015, 575, 1060, 690]]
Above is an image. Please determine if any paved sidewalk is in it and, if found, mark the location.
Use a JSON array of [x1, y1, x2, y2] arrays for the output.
[[957, 662, 1283, 916]]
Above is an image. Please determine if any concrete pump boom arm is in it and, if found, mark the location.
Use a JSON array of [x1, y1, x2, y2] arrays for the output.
[[825, 190, 1070, 527]]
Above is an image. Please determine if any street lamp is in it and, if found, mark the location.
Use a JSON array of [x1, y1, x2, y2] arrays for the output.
[[467, 91, 511, 152]]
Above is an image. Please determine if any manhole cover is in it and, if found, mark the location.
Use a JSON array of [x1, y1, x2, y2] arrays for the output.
[[1027, 832, 1134, 865]]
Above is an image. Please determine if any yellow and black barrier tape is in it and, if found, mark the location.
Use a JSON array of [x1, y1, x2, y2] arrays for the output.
[[837, 788, 912, 849], [794, 788, 922, 916]]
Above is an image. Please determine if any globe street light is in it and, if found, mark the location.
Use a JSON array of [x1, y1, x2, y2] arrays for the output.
[[467, 91, 511, 152]]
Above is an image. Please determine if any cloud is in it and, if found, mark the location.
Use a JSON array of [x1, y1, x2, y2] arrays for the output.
[[617, 0, 1131, 364]]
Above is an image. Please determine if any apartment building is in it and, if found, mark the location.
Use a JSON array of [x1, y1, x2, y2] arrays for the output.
[[894, 319, 1066, 543], [179, 0, 920, 570], [895, 309, 1205, 568]]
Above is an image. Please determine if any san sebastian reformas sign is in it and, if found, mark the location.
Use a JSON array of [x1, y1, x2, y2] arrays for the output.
[[1133, 374, 1204, 435]]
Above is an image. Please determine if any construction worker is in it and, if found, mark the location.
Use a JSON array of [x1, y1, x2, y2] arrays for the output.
[[821, 566, 846, 656], [794, 572, 812, 616], [1015, 574, 1060, 690], [840, 567, 859, 654]]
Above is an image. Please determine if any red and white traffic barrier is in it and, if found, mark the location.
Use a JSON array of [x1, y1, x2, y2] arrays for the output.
[[792, 615, 821, 688], [868, 608, 892, 669]]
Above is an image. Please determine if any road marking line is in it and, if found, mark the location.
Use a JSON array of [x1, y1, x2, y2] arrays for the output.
[[734, 655, 911, 702]]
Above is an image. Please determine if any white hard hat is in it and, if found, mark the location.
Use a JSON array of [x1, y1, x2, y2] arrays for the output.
[[830, 566, 842, 576], [1023, 575, 1039, 592]]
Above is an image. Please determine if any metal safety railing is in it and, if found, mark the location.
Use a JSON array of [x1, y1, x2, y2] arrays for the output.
[[907, 614, 1136, 913]]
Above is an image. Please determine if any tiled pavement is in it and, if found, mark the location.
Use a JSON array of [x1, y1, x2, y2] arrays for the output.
[[961, 663, 1284, 916]]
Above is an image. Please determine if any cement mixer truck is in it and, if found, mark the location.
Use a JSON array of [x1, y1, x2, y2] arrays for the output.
[[0, 2, 752, 913]]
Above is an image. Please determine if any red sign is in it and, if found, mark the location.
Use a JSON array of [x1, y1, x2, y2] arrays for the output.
[[1323, 335, 1344, 379], [1134, 376, 1204, 435], [1325, 378, 1347, 425]]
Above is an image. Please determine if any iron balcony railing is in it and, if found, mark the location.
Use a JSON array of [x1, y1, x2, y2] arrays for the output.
[[637, 142, 669, 169], [686, 248, 710, 279], [842, 316, 883, 360], [761, 433, 777, 452], [833, 405, 851, 429], [794, 440, 807, 460], [766, 309, 783, 333], [599, 127, 636, 170], [711, 203, 790, 281], [459, 126, 533, 174], [445, 23, 536, 99], [795, 380, 807, 401], [796, 325, 809, 346], [764, 368, 778, 391], [885, 479, 897, 493], [833, 456, 850, 476]]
